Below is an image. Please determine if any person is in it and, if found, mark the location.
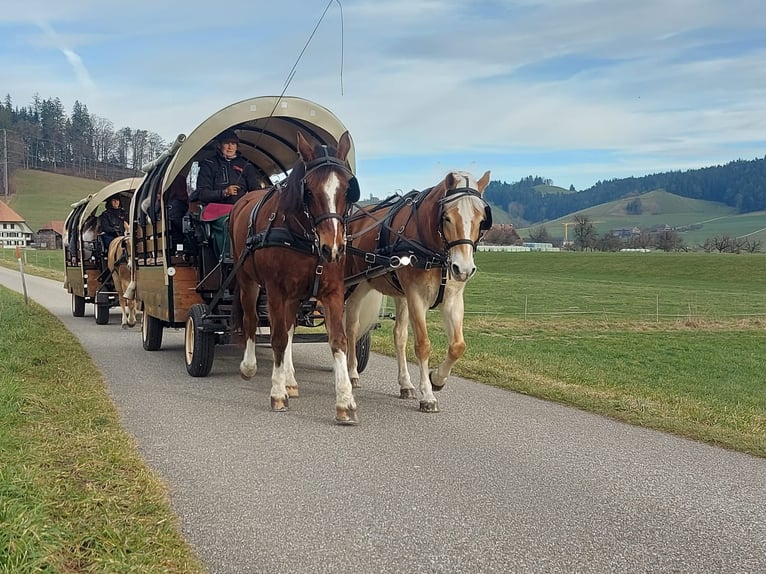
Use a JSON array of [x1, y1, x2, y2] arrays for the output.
[[99, 196, 128, 254], [194, 129, 260, 259]]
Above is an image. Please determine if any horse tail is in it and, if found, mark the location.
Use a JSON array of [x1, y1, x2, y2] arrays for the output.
[[124, 280, 136, 300]]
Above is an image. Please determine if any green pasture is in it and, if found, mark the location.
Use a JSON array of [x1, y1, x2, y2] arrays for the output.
[[466, 251, 766, 320]]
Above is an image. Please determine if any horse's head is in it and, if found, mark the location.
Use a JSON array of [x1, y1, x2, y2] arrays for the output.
[[437, 170, 492, 282], [293, 130, 359, 263]]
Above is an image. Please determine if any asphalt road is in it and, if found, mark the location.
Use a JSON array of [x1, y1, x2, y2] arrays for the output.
[[1, 266, 764, 574]]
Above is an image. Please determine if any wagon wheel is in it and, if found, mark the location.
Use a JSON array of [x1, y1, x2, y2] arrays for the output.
[[185, 304, 215, 377], [72, 293, 86, 317], [95, 303, 110, 325], [141, 312, 163, 351], [355, 330, 372, 374]]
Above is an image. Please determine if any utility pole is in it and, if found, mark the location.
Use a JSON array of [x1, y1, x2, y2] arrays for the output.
[[2, 128, 7, 197]]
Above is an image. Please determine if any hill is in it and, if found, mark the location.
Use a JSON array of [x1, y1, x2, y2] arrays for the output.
[[7, 170, 110, 231], [487, 155, 766, 227], [517, 190, 766, 246]]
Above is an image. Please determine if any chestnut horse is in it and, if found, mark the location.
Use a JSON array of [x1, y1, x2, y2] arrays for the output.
[[344, 170, 491, 413], [107, 235, 138, 328], [229, 131, 361, 424]]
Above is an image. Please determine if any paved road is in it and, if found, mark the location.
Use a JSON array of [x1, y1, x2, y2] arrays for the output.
[[2, 266, 765, 574]]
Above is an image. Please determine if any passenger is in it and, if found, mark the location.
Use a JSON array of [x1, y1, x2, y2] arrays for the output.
[[195, 129, 260, 259], [165, 174, 190, 248], [99, 196, 128, 254]]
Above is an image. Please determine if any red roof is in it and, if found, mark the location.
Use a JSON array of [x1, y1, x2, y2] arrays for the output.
[[38, 220, 65, 235], [0, 200, 25, 223]]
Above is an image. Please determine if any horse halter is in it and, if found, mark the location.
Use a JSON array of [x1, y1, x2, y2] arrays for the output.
[[438, 185, 493, 252], [301, 148, 360, 227]]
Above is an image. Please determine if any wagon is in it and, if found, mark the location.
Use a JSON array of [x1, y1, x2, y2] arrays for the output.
[[63, 178, 142, 324], [128, 96, 375, 376]]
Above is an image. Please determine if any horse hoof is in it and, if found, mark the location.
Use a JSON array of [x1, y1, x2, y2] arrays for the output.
[[240, 371, 253, 381], [270, 397, 289, 412], [429, 370, 445, 392], [335, 407, 359, 425], [121, 324, 129, 330], [286, 385, 299, 398], [399, 388, 417, 399], [351, 378, 361, 389], [419, 400, 440, 413]]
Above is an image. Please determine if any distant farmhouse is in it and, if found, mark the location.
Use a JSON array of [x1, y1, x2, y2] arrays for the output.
[[34, 220, 65, 250], [0, 200, 33, 249]]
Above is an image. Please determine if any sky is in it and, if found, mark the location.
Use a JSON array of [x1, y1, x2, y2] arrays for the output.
[[1, 0, 766, 197]]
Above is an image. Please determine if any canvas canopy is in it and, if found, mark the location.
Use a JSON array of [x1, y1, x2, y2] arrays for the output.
[[146, 95, 356, 197]]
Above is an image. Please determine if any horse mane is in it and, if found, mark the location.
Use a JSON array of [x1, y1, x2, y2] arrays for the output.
[[277, 160, 307, 215]]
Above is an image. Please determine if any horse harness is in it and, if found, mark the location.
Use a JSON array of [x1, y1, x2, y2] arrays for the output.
[[346, 182, 492, 308]]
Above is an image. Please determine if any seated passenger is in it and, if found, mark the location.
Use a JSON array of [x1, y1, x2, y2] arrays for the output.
[[195, 130, 260, 259], [99, 196, 128, 254]]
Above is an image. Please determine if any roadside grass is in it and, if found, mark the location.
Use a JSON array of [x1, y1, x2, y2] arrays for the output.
[[0, 288, 206, 574], [371, 251, 766, 458]]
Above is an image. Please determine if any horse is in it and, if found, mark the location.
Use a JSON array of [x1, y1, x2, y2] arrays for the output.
[[344, 170, 492, 413], [229, 130, 361, 424], [107, 235, 138, 328]]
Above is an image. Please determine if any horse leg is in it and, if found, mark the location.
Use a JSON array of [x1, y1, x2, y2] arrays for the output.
[[267, 296, 299, 412], [323, 292, 358, 425], [430, 285, 466, 390], [345, 284, 379, 388], [393, 298, 417, 400], [121, 269, 136, 328], [407, 296, 438, 413], [284, 325, 299, 398], [239, 284, 261, 380]]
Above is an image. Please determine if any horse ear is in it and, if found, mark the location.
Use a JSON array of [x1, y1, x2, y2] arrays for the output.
[[337, 131, 352, 162], [444, 171, 458, 190], [296, 131, 315, 163], [477, 170, 491, 194], [347, 177, 361, 203]]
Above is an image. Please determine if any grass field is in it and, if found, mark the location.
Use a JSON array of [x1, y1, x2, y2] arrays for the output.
[[6, 170, 109, 231]]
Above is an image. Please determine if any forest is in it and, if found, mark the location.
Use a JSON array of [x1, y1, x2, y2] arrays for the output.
[[0, 93, 165, 191]]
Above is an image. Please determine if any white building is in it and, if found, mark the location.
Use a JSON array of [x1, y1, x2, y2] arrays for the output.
[[0, 200, 34, 248]]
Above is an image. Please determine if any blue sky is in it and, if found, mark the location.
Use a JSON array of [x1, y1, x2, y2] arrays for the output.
[[2, 0, 765, 197]]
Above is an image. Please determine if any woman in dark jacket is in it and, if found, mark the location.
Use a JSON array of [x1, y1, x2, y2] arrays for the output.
[[99, 196, 128, 253], [194, 130, 261, 259]]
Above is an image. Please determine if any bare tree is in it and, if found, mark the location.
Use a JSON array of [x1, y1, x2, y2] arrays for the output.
[[573, 215, 597, 251]]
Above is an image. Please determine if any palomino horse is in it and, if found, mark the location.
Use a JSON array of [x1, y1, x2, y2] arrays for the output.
[[345, 170, 492, 413], [229, 131, 361, 424], [107, 235, 138, 328]]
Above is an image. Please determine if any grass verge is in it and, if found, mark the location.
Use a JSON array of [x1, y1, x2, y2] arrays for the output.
[[0, 287, 206, 574]]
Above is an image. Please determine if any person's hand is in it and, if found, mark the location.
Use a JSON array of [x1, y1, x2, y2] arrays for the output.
[[223, 185, 240, 198]]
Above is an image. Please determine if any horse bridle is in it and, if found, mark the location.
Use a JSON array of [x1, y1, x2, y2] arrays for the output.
[[301, 150, 359, 227], [437, 186, 493, 252]]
